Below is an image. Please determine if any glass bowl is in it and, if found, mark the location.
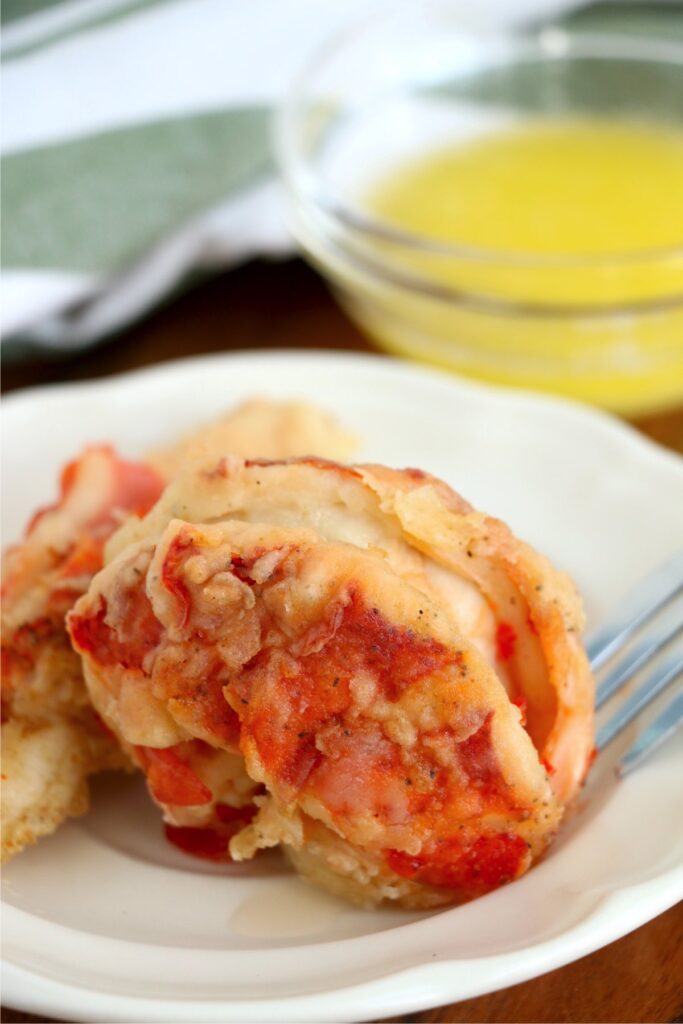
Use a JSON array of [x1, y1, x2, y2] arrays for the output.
[[275, 3, 683, 414]]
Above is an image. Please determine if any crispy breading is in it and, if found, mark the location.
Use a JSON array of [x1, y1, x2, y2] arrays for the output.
[[69, 456, 594, 907], [1, 718, 112, 860], [147, 398, 358, 479], [2, 400, 357, 863], [1, 448, 163, 862]]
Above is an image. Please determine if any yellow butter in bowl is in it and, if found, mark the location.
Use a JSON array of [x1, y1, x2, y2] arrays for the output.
[[354, 118, 683, 413], [277, 10, 683, 415]]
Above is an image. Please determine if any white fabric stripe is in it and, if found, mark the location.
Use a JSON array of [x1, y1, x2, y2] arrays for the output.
[[1, 0, 577, 155], [1, 270, 98, 337], [2, 0, 367, 154]]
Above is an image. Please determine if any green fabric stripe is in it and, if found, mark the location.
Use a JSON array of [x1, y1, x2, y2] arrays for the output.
[[2, 107, 272, 272], [2, 0, 175, 61], [432, 3, 683, 120], [560, 1, 683, 39], [434, 56, 683, 120], [2, 0, 67, 25]]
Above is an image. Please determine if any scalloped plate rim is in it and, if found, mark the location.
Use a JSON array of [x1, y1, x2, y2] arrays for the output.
[[2, 349, 682, 1023]]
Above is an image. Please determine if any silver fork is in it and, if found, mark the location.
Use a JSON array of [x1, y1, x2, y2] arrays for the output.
[[587, 550, 683, 776]]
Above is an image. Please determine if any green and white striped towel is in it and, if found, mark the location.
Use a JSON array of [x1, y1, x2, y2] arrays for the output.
[[2, 0, 677, 352]]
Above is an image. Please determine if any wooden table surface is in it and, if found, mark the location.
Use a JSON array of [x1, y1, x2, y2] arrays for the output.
[[2, 259, 682, 1024]]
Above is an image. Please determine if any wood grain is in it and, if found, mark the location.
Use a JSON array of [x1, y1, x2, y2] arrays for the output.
[[379, 901, 683, 1023], [2, 259, 682, 1024]]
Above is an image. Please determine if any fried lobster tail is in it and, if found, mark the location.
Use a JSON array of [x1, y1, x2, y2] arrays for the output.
[[1, 399, 356, 863], [68, 457, 594, 908], [1, 447, 164, 861]]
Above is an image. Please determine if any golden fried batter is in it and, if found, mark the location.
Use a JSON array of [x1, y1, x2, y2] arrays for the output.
[[69, 457, 594, 906], [1, 447, 163, 861], [148, 398, 357, 479], [1, 400, 357, 862]]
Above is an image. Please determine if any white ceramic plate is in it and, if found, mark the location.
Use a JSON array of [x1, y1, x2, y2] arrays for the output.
[[3, 351, 683, 1024]]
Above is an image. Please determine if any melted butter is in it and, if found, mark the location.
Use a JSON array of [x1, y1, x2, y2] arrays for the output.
[[349, 118, 683, 413], [368, 119, 683, 258]]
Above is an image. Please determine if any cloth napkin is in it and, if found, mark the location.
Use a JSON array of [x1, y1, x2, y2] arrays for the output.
[[1, 0, 675, 352]]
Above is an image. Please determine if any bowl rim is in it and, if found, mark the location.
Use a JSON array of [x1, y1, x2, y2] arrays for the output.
[[275, 6, 683, 276], [289, 222, 683, 320]]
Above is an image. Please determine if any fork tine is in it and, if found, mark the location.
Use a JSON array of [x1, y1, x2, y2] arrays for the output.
[[596, 619, 683, 710], [596, 652, 683, 750], [618, 689, 683, 776], [587, 551, 683, 671]]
